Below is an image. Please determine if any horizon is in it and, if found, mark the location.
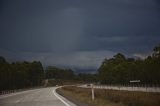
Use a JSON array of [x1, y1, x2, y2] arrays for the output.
[[0, 48, 155, 74]]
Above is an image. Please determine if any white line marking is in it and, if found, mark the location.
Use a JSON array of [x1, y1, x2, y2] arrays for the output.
[[53, 89, 70, 106], [0, 91, 28, 99], [15, 99, 21, 103], [0, 89, 41, 99]]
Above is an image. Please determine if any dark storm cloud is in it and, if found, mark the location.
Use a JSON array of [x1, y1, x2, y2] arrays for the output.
[[0, 0, 160, 70]]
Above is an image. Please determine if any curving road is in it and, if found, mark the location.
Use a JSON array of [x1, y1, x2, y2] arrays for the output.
[[0, 87, 76, 106]]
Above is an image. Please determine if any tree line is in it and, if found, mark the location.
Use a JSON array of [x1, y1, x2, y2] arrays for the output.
[[0, 57, 96, 91], [0, 58, 44, 91], [1, 44, 160, 90], [45, 66, 97, 83], [45, 66, 74, 80], [98, 44, 160, 85]]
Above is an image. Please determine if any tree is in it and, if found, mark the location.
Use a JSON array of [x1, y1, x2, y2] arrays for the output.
[[0, 57, 44, 91], [45, 66, 74, 80], [0, 56, 6, 63], [97, 45, 160, 86], [153, 44, 160, 58]]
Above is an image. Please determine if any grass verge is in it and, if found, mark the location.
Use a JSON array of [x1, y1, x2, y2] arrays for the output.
[[57, 86, 160, 106]]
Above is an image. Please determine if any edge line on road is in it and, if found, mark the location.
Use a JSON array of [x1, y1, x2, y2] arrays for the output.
[[0, 89, 39, 99], [53, 89, 70, 106]]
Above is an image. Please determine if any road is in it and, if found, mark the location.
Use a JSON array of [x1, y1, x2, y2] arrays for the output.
[[0, 87, 76, 106]]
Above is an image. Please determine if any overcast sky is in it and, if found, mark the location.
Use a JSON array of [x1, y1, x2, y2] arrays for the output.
[[0, 0, 160, 71]]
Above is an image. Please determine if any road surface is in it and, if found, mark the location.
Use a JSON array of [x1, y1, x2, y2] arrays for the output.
[[0, 87, 76, 106]]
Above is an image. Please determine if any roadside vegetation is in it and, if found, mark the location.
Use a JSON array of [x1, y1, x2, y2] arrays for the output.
[[44, 44, 160, 87], [98, 44, 160, 86], [58, 86, 160, 106], [0, 57, 96, 91], [1, 44, 160, 94], [0, 59, 44, 91]]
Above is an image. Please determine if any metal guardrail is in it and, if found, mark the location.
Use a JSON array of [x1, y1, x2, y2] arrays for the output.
[[79, 84, 160, 93]]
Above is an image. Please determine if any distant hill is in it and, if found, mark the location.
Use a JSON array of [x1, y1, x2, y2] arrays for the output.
[[73, 68, 97, 74]]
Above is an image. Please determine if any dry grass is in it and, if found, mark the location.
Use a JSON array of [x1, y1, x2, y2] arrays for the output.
[[58, 86, 160, 106]]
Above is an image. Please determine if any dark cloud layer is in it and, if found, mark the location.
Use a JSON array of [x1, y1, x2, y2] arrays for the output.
[[0, 0, 160, 70]]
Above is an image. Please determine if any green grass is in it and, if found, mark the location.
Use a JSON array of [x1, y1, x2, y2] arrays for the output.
[[58, 86, 160, 106]]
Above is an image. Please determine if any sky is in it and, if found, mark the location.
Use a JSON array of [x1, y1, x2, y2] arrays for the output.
[[0, 0, 160, 72]]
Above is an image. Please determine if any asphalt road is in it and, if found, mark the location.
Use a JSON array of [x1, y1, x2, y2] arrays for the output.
[[0, 87, 76, 106]]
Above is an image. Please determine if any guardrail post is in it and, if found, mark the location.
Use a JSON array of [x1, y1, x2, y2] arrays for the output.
[[91, 84, 95, 101]]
